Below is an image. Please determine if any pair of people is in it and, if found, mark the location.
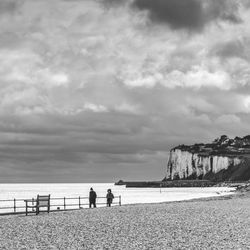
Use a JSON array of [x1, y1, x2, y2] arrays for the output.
[[89, 188, 114, 208]]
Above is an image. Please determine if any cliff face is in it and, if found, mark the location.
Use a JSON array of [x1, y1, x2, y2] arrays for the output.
[[166, 135, 250, 181]]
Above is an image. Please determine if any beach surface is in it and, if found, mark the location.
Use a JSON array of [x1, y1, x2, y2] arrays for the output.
[[0, 192, 250, 250]]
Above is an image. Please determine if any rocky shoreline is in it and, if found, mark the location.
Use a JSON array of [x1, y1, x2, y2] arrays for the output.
[[0, 190, 250, 249]]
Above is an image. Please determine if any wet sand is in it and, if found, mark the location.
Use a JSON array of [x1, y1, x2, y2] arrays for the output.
[[0, 192, 250, 249]]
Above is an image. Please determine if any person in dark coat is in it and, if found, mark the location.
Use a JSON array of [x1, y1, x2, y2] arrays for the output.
[[89, 187, 97, 208], [106, 189, 114, 207]]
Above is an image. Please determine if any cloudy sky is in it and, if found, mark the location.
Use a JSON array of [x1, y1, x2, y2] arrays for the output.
[[0, 0, 250, 182]]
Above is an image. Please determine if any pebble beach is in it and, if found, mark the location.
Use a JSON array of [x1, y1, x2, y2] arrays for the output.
[[0, 192, 250, 250]]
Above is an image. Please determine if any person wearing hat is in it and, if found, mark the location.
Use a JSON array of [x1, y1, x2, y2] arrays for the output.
[[89, 187, 97, 208]]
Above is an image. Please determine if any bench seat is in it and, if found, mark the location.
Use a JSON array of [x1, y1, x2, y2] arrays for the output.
[[24, 194, 50, 215]]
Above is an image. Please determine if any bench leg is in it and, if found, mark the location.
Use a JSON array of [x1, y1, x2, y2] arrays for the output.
[[25, 201, 28, 216]]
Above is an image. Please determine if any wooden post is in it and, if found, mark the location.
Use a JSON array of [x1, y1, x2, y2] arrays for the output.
[[25, 201, 28, 216], [14, 198, 16, 213], [79, 196, 81, 209], [64, 197, 66, 210], [119, 195, 121, 206], [32, 198, 35, 212]]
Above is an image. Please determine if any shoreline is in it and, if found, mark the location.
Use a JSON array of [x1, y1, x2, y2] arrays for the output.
[[1, 189, 250, 249], [0, 186, 243, 216], [0, 185, 237, 216], [0, 191, 236, 217]]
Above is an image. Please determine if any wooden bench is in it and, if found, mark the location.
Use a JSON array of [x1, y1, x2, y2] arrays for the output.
[[24, 194, 50, 216]]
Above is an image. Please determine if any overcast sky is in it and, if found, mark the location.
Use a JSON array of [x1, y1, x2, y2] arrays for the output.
[[0, 0, 250, 183]]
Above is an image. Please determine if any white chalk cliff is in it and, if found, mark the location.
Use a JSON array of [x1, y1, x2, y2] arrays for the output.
[[166, 135, 250, 181]]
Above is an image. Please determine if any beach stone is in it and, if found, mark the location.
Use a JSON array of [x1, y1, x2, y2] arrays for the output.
[[0, 194, 250, 249]]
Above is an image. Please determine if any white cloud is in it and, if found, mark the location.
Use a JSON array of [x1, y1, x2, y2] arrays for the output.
[[0, 49, 69, 87], [115, 102, 140, 114], [163, 66, 232, 90], [185, 66, 232, 90], [243, 96, 250, 112], [36, 69, 69, 88], [0, 49, 42, 83], [83, 103, 108, 113], [123, 74, 162, 88], [222, 57, 250, 87]]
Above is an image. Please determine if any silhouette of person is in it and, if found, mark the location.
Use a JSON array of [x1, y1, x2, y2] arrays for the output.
[[89, 187, 97, 208], [106, 189, 114, 207]]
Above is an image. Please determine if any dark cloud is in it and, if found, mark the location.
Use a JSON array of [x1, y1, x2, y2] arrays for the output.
[[204, 0, 241, 24], [211, 40, 246, 59], [133, 0, 204, 30], [132, 0, 241, 31], [0, 0, 21, 15], [242, 0, 250, 9], [0, 32, 22, 49], [101, 0, 126, 8], [104, 0, 124, 4]]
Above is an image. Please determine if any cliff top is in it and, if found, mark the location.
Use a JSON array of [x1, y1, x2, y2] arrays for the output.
[[174, 135, 250, 156]]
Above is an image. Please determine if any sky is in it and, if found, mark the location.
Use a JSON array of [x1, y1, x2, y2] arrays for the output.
[[0, 0, 250, 183]]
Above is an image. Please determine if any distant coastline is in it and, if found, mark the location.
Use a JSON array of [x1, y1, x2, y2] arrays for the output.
[[115, 179, 248, 188]]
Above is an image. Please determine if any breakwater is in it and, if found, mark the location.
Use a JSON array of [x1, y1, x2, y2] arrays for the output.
[[115, 180, 217, 188]]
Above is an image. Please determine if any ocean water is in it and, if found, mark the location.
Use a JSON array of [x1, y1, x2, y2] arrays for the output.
[[0, 183, 235, 214]]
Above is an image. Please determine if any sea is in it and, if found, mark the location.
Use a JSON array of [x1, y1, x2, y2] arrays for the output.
[[0, 183, 235, 214]]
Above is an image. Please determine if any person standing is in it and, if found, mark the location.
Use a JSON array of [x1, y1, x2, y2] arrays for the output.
[[106, 189, 114, 207], [89, 187, 97, 208]]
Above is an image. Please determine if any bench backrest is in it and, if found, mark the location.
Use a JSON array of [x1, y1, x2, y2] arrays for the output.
[[37, 194, 50, 207]]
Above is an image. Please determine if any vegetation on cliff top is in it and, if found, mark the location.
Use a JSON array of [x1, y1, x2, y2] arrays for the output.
[[174, 135, 250, 156]]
